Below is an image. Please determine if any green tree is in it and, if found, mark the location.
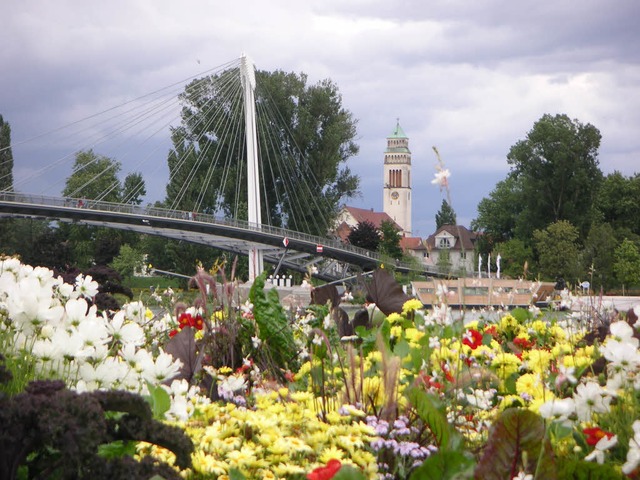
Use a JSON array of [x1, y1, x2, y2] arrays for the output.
[[494, 238, 534, 279], [583, 222, 617, 291], [613, 239, 640, 295], [0, 115, 15, 252], [166, 69, 359, 236], [507, 113, 603, 238], [347, 220, 380, 251], [121, 172, 147, 205], [61, 150, 129, 268], [596, 171, 640, 238], [378, 219, 403, 260], [533, 220, 583, 283], [471, 175, 524, 248], [435, 199, 457, 230], [0, 114, 13, 192], [63, 150, 122, 202], [110, 244, 144, 279]]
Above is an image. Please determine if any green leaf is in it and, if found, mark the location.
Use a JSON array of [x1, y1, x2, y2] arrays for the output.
[[393, 338, 410, 358], [97, 440, 137, 459], [229, 468, 247, 480], [474, 408, 557, 480], [333, 465, 368, 480], [145, 380, 171, 420], [406, 387, 462, 451], [409, 450, 475, 480]]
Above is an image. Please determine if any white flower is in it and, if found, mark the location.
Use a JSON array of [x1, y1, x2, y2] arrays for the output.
[[585, 434, 617, 464], [460, 388, 496, 410], [251, 335, 262, 349], [538, 398, 575, 421], [573, 381, 611, 422], [107, 310, 145, 346], [140, 350, 182, 384], [323, 314, 332, 330], [431, 168, 451, 188], [600, 339, 640, 372], [218, 373, 247, 400], [555, 364, 577, 388], [512, 472, 533, 480], [623, 421, 640, 475], [609, 320, 638, 346], [75, 274, 99, 299]]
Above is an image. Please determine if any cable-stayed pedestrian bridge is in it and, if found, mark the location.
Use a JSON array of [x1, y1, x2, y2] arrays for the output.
[[0, 192, 452, 281], [1, 55, 458, 282]]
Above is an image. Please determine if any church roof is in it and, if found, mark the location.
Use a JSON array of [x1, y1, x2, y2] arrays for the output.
[[342, 206, 400, 230], [388, 121, 407, 139]]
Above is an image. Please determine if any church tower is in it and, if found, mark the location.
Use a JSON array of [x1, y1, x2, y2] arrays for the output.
[[383, 120, 412, 234]]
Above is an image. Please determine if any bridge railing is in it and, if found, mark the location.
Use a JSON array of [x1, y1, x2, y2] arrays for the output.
[[0, 191, 454, 277]]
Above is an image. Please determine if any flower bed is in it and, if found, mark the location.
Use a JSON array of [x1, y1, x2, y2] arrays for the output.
[[2, 257, 640, 479]]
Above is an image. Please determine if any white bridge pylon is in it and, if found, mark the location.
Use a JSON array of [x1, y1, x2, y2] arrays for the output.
[[240, 54, 264, 281]]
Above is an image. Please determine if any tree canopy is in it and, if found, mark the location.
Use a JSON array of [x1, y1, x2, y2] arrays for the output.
[[533, 220, 582, 283], [506, 113, 603, 238], [378, 220, 403, 260], [0, 114, 13, 192], [347, 220, 380, 251], [165, 68, 360, 236], [435, 199, 457, 230], [63, 150, 122, 202]]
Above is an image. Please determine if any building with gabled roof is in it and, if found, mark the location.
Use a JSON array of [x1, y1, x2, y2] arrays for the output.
[[424, 224, 478, 274]]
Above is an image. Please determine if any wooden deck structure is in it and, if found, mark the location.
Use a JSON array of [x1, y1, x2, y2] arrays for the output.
[[411, 278, 556, 308]]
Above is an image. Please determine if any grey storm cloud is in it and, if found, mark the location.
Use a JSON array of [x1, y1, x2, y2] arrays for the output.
[[1, 0, 639, 237]]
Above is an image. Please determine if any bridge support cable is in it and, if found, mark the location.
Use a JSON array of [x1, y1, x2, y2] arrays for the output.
[[240, 54, 263, 280]]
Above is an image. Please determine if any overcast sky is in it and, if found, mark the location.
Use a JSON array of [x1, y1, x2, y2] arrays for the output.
[[2, 0, 639, 238]]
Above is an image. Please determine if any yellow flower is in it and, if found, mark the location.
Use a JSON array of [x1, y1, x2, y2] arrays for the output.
[[388, 312, 403, 324], [390, 325, 402, 338], [491, 352, 522, 378], [191, 451, 229, 476], [404, 328, 424, 344], [523, 349, 552, 373], [402, 298, 423, 314], [549, 325, 567, 341], [516, 373, 545, 400], [318, 445, 346, 463], [529, 320, 548, 335]]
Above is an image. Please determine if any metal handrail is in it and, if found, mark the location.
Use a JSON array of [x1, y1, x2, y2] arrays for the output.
[[0, 191, 454, 276]]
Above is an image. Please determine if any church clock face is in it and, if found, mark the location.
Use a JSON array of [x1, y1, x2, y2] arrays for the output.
[[391, 191, 399, 200]]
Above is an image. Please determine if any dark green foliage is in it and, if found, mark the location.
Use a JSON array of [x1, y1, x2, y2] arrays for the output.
[[0, 369, 193, 480], [595, 171, 640, 238], [558, 459, 626, 479], [495, 238, 534, 279], [435, 199, 457, 230], [378, 219, 403, 260], [582, 222, 617, 290], [348, 220, 380, 251], [63, 149, 122, 202], [507, 113, 603, 239], [0, 114, 14, 192], [533, 220, 583, 283], [249, 273, 298, 376], [166, 68, 359, 236]]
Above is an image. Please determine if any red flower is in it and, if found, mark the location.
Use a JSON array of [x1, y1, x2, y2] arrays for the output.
[[583, 427, 614, 446], [168, 329, 179, 338], [485, 325, 498, 337], [514, 337, 535, 349], [307, 459, 342, 480], [462, 329, 483, 350], [177, 312, 204, 331]]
